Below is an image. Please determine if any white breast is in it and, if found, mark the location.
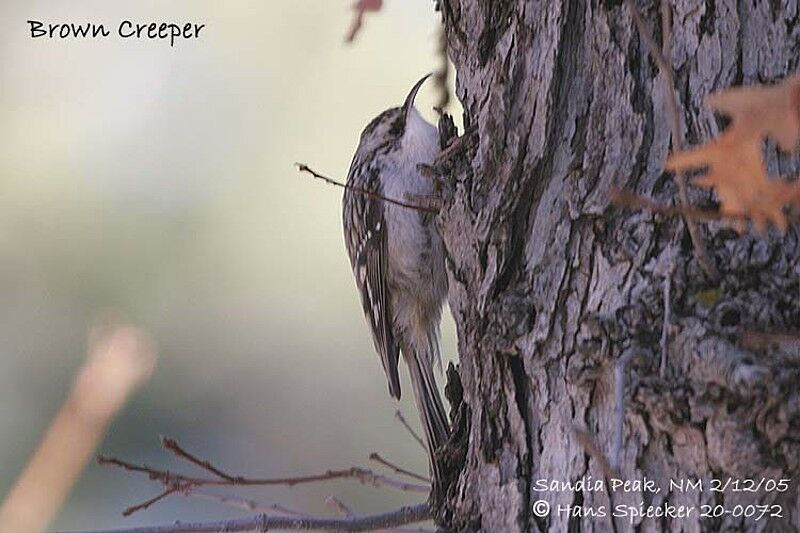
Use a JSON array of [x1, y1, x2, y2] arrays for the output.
[[381, 108, 441, 289]]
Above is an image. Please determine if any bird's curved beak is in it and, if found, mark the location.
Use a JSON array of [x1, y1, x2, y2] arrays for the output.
[[402, 73, 432, 124]]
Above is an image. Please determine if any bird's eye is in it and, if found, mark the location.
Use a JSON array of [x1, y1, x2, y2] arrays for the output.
[[389, 118, 404, 136]]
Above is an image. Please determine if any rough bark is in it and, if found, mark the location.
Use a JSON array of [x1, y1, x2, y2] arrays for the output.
[[434, 1, 800, 531]]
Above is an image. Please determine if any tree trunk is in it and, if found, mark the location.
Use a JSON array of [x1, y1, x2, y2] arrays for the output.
[[434, 1, 800, 531]]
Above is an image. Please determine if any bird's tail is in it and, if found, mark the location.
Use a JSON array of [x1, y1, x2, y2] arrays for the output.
[[406, 348, 450, 482]]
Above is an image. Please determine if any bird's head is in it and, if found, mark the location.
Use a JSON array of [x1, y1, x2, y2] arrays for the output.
[[356, 74, 432, 153]]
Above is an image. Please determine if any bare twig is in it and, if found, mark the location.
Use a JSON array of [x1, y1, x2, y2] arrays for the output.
[[659, 263, 673, 377], [626, 0, 718, 279], [0, 321, 156, 533], [394, 411, 427, 452], [573, 428, 616, 479], [192, 493, 433, 533], [326, 496, 355, 518], [188, 491, 306, 516], [612, 348, 638, 471], [52, 503, 432, 533], [611, 188, 744, 222], [369, 453, 429, 483], [98, 436, 429, 519], [195, 492, 429, 533], [98, 455, 429, 495], [296, 163, 438, 213], [160, 437, 234, 481], [122, 488, 179, 518]]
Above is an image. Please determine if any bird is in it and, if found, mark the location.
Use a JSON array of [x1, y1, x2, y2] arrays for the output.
[[342, 74, 450, 481]]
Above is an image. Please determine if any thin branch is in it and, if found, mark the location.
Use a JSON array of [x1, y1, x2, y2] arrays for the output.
[[394, 411, 427, 452], [611, 188, 742, 222], [186, 491, 306, 516], [122, 488, 179, 518], [160, 437, 234, 481], [98, 456, 429, 493], [660, 0, 672, 63], [329, 499, 436, 533], [296, 163, 438, 214], [573, 427, 616, 479], [660, 260, 674, 378], [0, 322, 156, 533], [194, 492, 431, 533], [99, 435, 432, 522], [369, 453, 429, 483], [626, 0, 718, 279], [369, 452, 431, 483], [52, 503, 431, 533], [326, 496, 355, 518], [628, 1, 672, 77], [612, 348, 638, 471]]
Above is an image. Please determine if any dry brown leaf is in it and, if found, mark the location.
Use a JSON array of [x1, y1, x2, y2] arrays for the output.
[[666, 74, 800, 231], [707, 74, 800, 150], [668, 134, 797, 232], [345, 0, 383, 43]]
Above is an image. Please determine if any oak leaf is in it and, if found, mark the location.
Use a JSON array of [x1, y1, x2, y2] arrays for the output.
[[346, 0, 383, 43], [666, 74, 800, 232], [706, 74, 800, 150]]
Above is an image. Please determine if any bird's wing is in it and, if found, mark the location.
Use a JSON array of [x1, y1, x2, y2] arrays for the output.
[[343, 167, 401, 399]]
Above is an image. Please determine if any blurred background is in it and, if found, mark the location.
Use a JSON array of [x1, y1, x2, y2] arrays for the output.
[[0, 1, 460, 530]]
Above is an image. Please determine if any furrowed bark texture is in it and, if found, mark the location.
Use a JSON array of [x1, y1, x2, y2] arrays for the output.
[[435, 1, 800, 531]]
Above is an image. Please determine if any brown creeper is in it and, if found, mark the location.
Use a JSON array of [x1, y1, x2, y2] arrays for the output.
[[342, 74, 450, 480]]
